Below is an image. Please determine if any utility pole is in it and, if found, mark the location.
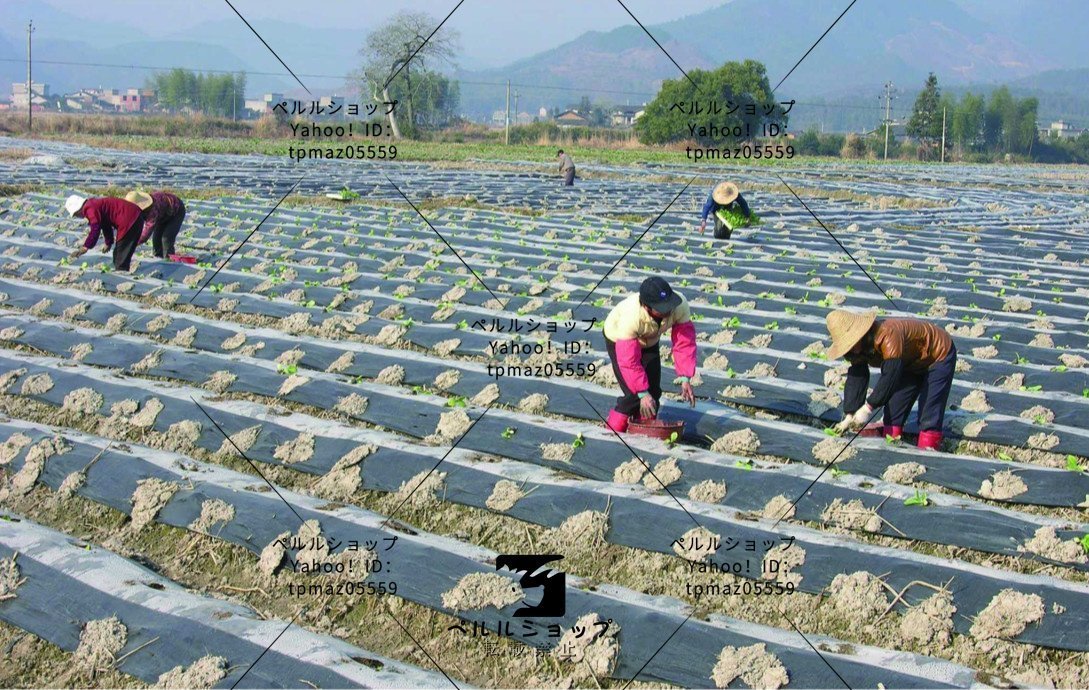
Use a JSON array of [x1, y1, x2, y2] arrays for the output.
[[940, 106, 947, 163], [882, 81, 895, 161], [514, 89, 520, 124], [505, 79, 510, 145], [26, 20, 34, 132]]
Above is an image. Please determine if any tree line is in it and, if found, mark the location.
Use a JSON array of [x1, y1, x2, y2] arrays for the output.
[[147, 69, 247, 118]]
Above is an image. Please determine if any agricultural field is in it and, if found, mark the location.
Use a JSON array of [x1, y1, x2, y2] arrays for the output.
[[1, 138, 1089, 689]]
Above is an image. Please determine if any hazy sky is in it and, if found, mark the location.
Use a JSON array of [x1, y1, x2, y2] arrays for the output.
[[27, 0, 728, 69]]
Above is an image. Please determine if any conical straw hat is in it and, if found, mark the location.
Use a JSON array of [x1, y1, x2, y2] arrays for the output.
[[124, 190, 153, 211], [825, 309, 877, 360], [712, 181, 739, 205]]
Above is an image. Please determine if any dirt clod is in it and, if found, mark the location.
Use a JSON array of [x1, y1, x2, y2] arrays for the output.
[[441, 572, 524, 611], [519, 393, 549, 414], [485, 479, 525, 512], [1020, 526, 1089, 564], [0, 432, 31, 465], [540, 442, 575, 463], [960, 389, 991, 412], [900, 592, 956, 647], [155, 655, 228, 689], [334, 393, 369, 416], [979, 470, 1028, 500], [812, 437, 856, 463], [189, 499, 235, 534], [762, 495, 795, 521], [672, 526, 720, 562], [435, 410, 472, 441], [62, 388, 104, 416], [0, 554, 26, 600], [471, 383, 500, 406], [822, 498, 882, 532], [273, 433, 315, 464], [688, 479, 727, 503], [73, 616, 128, 673], [828, 572, 888, 630], [204, 370, 237, 393], [130, 477, 180, 531], [882, 462, 926, 484], [970, 590, 1045, 650], [19, 373, 54, 396], [392, 470, 447, 507], [711, 643, 788, 690], [129, 398, 164, 428], [710, 428, 760, 455], [553, 612, 620, 681], [643, 457, 681, 491], [762, 545, 805, 587]]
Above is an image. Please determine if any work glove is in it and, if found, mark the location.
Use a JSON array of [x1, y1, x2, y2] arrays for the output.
[[851, 403, 875, 426], [69, 246, 88, 258], [100, 243, 111, 253], [680, 380, 696, 407], [834, 418, 854, 434], [698, 220, 707, 234], [638, 393, 658, 420]]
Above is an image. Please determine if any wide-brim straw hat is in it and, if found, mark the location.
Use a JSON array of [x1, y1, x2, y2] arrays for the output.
[[825, 309, 877, 360], [124, 191, 153, 211], [712, 181, 739, 205]]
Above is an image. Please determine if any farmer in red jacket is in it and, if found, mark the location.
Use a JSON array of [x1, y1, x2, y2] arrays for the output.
[[602, 277, 698, 432], [64, 194, 145, 272], [125, 190, 187, 260]]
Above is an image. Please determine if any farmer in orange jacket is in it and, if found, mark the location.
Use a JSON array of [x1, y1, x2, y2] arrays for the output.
[[603, 277, 697, 433], [825, 310, 957, 450]]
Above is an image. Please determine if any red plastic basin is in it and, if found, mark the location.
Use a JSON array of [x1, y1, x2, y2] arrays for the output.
[[170, 254, 197, 264], [627, 417, 685, 441]]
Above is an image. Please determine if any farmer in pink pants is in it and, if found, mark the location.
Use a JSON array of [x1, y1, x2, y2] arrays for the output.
[[603, 277, 698, 432]]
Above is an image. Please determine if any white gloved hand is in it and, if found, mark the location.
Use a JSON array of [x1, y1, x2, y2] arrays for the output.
[[851, 403, 874, 426], [834, 418, 853, 433]]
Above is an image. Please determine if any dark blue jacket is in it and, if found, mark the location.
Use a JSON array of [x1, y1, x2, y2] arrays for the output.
[[701, 191, 751, 221]]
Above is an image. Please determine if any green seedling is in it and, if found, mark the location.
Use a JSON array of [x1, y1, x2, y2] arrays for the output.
[[501, 427, 517, 440], [1023, 384, 1043, 392], [904, 490, 930, 507], [830, 467, 848, 478], [997, 451, 1013, 462], [1067, 455, 1084, 473], [445, 396, 468, 408], [726, 316, 741, 328], [276, 363, 298, 376], [734, 459, 754, 470], [823, 427, 842, 437], [1075, 534, 1089, 555], [666, 431, 680, 448], [572, 433, 586, 449]]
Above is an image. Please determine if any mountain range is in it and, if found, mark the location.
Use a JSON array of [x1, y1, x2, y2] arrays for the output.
[[2, 0, 1086, 128]]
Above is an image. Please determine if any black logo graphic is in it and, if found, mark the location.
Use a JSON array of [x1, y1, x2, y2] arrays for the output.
[[496, 554, 565, 617]]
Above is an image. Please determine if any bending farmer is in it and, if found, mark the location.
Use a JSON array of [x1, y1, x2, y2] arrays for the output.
[[64, 194, 145, 272], [557, 149, 576, 186], [699, 181, 752, 240], [825, 310, 957, 450], [603, 277, 697, 433], [126, 190, 186, 259]]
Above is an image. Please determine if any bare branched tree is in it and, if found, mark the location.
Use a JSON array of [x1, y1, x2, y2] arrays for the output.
[[359, 11, 461, 139]]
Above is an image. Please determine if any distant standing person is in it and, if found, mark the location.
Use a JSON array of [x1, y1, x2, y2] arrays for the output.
[[64, 194, 145, 272], [602, 277, 697, 433], [699, 181, 752, 240], [126, 190, 186, 260], [825, 309, 957, 450], [557, 149, 576, 186]]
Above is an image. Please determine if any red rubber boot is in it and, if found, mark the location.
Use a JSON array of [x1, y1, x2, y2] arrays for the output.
[[917, 430, 943, 450], [884, 425, 904, 441], [606, 409, 630, 434]]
